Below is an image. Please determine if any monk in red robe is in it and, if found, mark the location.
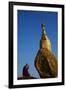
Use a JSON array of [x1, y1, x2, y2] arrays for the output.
[[23, 64, 30, 79]]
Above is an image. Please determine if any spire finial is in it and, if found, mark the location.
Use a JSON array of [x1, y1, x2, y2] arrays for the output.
[[41, 21, 46, 35]]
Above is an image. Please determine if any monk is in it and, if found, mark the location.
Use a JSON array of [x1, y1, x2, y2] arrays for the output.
[[23, 64, 30, 79]]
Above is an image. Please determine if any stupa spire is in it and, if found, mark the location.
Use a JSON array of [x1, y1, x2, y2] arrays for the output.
[[41, 20, 46, 35], [41, 21, 46, 40], [40, 21, 51, 51]]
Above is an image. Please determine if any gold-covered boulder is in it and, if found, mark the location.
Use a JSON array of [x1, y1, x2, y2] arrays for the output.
[[35, 23, 58, 78]]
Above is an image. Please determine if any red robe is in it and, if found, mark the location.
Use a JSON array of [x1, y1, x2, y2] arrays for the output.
[[23, 66, 30, 78]]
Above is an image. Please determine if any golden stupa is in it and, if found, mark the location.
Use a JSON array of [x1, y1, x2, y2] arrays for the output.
[[35, 22, 58, 78]]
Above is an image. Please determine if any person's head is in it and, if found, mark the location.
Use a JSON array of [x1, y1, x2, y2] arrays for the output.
[[25, 64, 29, 69]]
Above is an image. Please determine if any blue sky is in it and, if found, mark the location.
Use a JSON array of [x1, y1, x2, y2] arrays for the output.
[[17, 10, 58, 78]]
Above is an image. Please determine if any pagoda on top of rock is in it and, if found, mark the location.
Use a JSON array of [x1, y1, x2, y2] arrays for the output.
[[40, 23, 51, 51], [35, 22, 57, 78]]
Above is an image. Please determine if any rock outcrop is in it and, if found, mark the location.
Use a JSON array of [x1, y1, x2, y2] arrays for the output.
[[35, 23, 58, 78]]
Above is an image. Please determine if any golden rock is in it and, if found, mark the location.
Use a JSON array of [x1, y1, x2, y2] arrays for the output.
[[35, 23, 58, 78]]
